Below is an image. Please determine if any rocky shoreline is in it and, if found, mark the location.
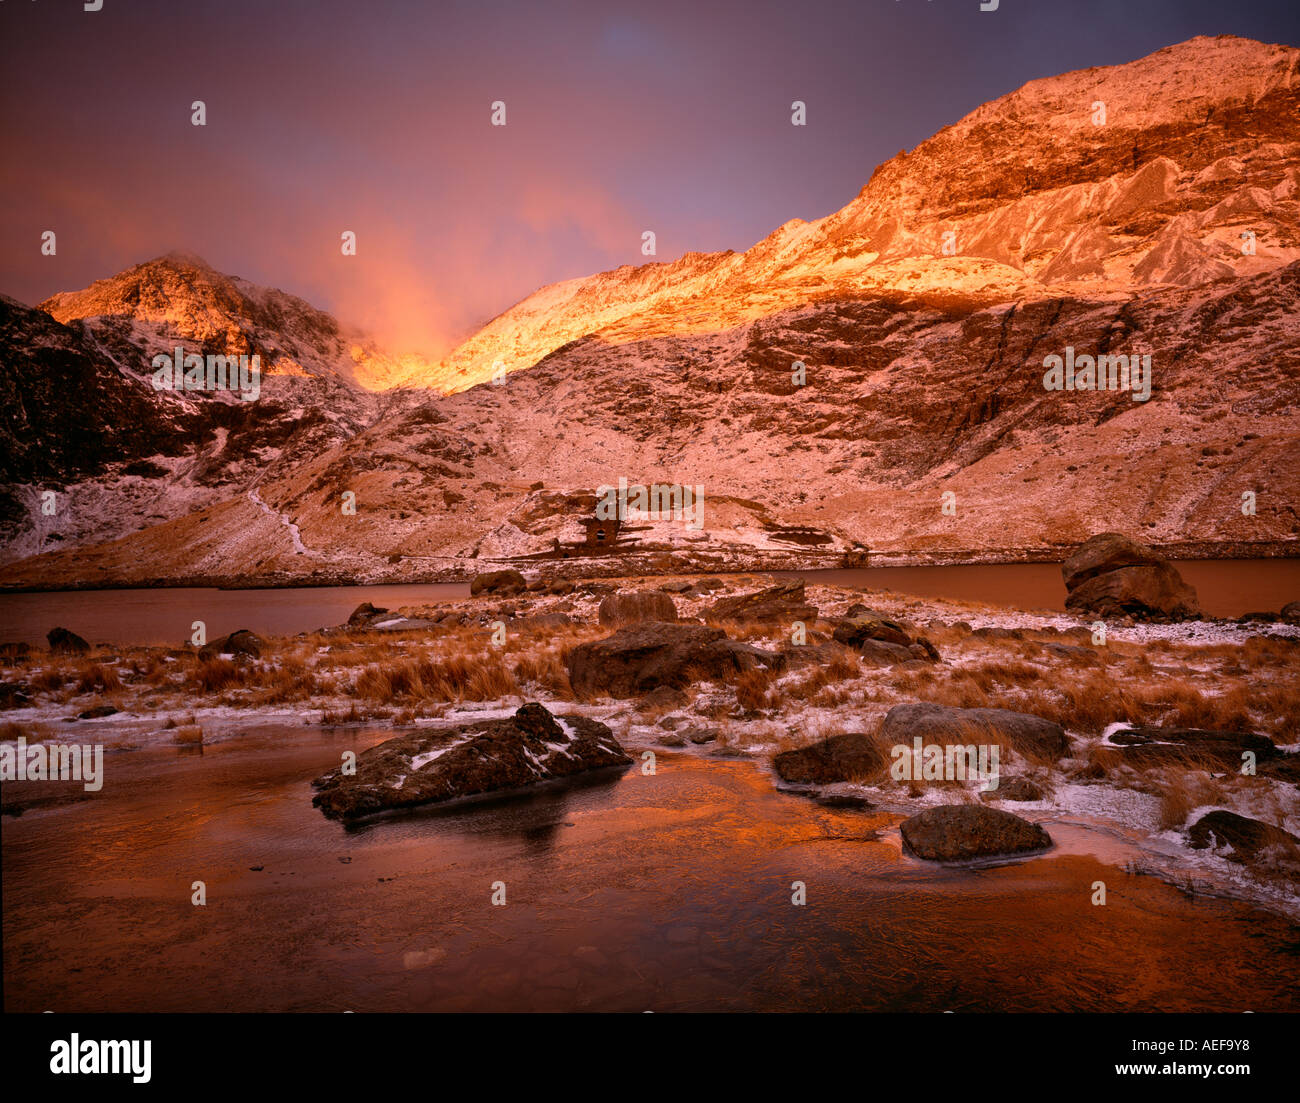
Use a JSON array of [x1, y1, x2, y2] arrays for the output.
[[3, 536, 1298, 916]]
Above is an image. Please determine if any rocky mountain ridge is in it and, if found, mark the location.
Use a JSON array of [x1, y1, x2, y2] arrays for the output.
[[1, 35, 1296, 587]]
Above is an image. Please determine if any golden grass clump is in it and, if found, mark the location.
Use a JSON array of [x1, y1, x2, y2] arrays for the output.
[[75, 662, 123, 694]]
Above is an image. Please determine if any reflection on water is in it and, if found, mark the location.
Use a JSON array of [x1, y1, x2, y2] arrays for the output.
[[3, 726, 1297, 1013], [787, 558, 1300, 618], [1, 560, 1296, 646], [0, 582, 470, 646]]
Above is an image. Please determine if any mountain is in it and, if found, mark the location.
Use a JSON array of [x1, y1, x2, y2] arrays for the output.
[[0, 255, 423, 562], [420, 35, 1300, 393], [2, 35, 1297, 588]]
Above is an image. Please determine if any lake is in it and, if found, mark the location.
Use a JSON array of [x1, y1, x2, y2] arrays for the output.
[[4, 726, 1296, 1012], [0, 560, 1296, 646]]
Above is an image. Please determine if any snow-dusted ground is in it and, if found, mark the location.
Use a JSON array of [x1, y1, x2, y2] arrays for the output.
[[3, 573, 1296, 918]]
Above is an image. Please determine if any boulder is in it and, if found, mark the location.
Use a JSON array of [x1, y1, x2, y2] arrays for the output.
[[638, 685, 690, 711], [342, 604, 440, 633], [510, 612, 573, 630], [971, 626, 1025, 641], [832, 612, 940, 663], [779, 641, 855, 669], [1062, 532, 1163, 588], [1062, 533, 1199, 620], [881, 702, 1070, 761], [909, 638, 941, 662], [1187, 810, 1300, 864], [47, 627, 90, 655], [598, 590, 678, 626], [772, 733, 887, 784], [900, 804, 1052, 861], [77, 705, 119, 720], [832, 614, 911, 648], [979, 777, 1043, 802], [844, 603, 889, 619], [200, 629, 265, 659], [0, 682, 31, 708], [566, 622, 785, 699], [1104, 726, 1278, 767], [1281, 600, 1300, 622], [857, 639, 918, 667], [1042, 642, 1101, 663], [709, 579, 816, 622], [311, 702, 630, 821], [347, 602, 388, 627], [658, 580, 694, 594], [469, 569, 526, 597]]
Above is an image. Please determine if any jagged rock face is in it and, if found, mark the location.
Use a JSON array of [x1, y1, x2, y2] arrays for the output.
[[2, 37, 1298, 586], [25, 253, 1290, 588], [39, 253, 413, 393], [311, 702, 631, 821], [424, 36, 1300, 394], [0, 296, 193, 542]]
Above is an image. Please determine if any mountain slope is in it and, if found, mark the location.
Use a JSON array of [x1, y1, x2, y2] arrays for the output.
[[2, 35, 1297, 587], [417, 35, 1299, 394], [0, 256, 425, 563]]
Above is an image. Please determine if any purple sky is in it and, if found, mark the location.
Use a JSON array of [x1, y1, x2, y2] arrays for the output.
[[2, 0, 1297, 353]]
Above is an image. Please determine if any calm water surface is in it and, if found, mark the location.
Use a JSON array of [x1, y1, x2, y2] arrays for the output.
[[3, 728, 1298, 1013], [0, 560, 1296, 646]]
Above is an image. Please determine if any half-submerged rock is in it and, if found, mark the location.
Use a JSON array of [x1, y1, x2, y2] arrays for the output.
[[900, 804, 1052, 861], [311, 702, 630, 821], [772, 733, 887, 784], [1187, 811, 1300, 864], [1062, 532, 1200, 620], [470, 569, 526, 597]]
